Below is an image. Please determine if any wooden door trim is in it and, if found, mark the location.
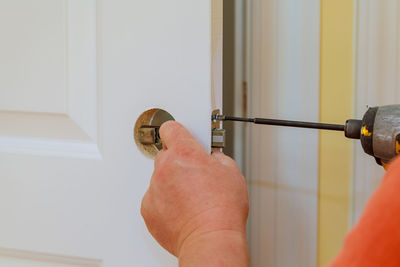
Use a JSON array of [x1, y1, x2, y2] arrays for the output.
[[245, 0, 320, 266], [352, 0, 400, 224]]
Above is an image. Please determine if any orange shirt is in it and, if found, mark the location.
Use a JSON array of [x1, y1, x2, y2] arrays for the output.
[[329, 156, 400, 267]]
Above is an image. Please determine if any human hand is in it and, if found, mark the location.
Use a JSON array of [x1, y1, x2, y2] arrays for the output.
[[141, 121, 249, 264]]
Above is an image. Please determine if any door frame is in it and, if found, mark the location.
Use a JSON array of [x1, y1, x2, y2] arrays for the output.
[[243, 0, 320, 266], [352, 0, 400, 224]]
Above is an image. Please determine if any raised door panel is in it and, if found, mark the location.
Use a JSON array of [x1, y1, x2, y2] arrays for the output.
[[0, 0, 67, 113], [0, 247, 101, 267], [0, 0, 99, 158]]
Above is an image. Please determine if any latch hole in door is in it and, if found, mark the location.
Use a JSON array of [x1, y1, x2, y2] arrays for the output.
[[134, 108, 175, 159]]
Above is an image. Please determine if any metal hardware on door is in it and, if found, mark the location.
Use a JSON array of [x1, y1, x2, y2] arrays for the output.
[[211, 109, 226, 151], [134, 109, 226, 158], [134, 108, 175, 159]]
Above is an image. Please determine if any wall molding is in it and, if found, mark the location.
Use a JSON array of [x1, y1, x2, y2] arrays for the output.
[[352, 0, 400, 224], [245, 0, 320, 266]]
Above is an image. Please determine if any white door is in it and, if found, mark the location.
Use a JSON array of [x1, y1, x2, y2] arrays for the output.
[[0, 0, 222, 266]]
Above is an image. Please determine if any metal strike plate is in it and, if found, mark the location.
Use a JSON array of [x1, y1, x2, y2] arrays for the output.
[[211, 109, 225, 150], [212, 128, 226, 148]]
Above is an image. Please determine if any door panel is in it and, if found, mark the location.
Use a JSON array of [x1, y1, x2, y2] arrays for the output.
[[0, 0, 219, 266], [0, 0, 98, 158], [0, 0, 68, 114], [0, 247, 101, 267]]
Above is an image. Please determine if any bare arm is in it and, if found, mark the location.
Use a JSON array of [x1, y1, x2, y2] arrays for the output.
[[179, 229, 249, 267], [329, 157, 400, 266], [141, 121, 249, 266]]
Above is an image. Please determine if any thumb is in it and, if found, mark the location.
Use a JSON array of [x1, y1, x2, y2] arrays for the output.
[[159, 121, 204, 152]]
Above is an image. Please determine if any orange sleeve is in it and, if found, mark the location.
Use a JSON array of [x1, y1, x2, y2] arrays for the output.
[[329, 156, 400, 267]]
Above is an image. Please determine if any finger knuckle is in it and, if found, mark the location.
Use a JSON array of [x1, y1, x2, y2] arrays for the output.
[[154, 152, 172, 171], [176, 147, 195, 158], [222, 155, 238, 167], [153, 161, 176, 184], [140, 196, 149, 219], [153, 167, 169, 183], [174, 143, 204, 159]]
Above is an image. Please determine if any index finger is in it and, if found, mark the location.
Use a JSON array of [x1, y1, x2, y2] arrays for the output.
[[159, 121, 205, 152]]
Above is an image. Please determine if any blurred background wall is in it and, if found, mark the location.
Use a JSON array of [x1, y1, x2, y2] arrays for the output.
[[223, 0, 400, 266]]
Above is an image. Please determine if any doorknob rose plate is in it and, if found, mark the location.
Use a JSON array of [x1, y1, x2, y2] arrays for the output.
[[134, 108, 175, 159]]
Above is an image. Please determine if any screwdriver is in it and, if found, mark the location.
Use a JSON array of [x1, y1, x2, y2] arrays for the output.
[[212, 105, 400, 168], [212, 114, 346, 132]]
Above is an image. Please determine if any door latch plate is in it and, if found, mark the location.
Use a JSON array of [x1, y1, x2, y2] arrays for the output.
[[211, 109, 226, 151]]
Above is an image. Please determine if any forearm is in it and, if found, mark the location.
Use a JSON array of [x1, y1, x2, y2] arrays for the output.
[[178, 230, 249, 267], [329, 156, 400, 266]]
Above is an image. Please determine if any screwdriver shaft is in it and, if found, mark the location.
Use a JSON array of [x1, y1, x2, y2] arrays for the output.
[[214, 115, 345, 132]]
